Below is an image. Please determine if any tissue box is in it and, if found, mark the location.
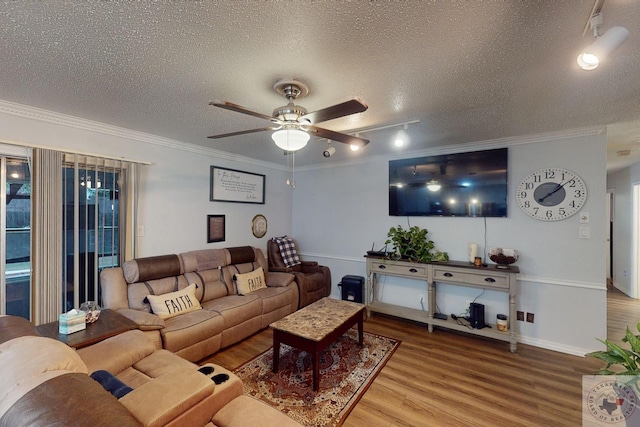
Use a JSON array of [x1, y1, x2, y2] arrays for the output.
[[59, 309, 86, 334]]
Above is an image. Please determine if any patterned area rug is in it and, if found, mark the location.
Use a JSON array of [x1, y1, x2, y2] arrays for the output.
[[233, 330, 400, 427]]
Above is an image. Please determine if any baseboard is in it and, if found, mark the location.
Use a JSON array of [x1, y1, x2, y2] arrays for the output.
[[516, 334, 603, 357]]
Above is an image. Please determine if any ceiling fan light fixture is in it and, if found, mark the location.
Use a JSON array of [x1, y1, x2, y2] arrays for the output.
[[272, 128, 309, 151], [427, 179, 441, 192]]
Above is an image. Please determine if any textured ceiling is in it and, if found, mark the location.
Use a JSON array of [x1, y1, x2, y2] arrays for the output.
[[1, 1, 639, 169]]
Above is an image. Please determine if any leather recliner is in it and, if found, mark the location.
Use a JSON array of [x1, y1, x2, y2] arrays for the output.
[[267, 239, 331, 309]]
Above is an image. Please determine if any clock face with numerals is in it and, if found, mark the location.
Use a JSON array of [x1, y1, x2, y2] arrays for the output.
[[516, 168, 587, 221]]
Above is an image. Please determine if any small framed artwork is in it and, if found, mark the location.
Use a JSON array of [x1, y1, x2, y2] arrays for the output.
[[210, 166, 265, 204], [207, 215, 225, 243]]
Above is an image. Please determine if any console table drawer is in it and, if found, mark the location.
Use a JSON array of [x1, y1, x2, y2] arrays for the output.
[[432, 268, 508, 289], [370, 262, 428, 278]]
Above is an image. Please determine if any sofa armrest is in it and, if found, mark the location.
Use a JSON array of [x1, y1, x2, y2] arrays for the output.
[[119, 368, 215, 427], [117, 308, 165, 331], [300, 260, 318, 267], [265, 271, 295, 287]]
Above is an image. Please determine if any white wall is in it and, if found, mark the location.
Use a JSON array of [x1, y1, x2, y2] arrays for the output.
[[0, 103, 293, 257], [293, 131, 608, 355]]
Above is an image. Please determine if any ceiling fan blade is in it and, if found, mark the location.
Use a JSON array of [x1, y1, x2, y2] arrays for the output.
[[207, 126, 277, 139], [308, 125, 369, 147], [299, 98, 368, 124], [210, 101, 276, 122]]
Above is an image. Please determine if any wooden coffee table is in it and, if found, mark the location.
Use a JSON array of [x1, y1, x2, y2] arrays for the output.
[[36, 308, 138, 349], [270, 297, 365, 391]]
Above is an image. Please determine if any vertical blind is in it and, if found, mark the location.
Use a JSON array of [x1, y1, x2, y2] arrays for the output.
[[31, 149, 63, 325], [31, 148, 138, 324]]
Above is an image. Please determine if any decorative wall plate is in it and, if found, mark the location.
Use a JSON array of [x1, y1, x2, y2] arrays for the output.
[[252, 214, 267, 238]]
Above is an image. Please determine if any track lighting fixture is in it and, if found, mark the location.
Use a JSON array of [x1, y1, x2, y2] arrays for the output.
[[394, 124, 409, 147], [578, 13, 629, 71], [323, 141, 336, 157]]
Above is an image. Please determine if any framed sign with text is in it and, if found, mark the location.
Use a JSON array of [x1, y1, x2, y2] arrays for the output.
[[210, 166, 265, 204], [207, 215, 225, 243]]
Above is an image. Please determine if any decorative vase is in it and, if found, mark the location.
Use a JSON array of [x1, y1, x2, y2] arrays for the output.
[[79, 301, 101, 323]]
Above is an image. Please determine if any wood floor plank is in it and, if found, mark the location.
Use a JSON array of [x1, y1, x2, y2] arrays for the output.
[[198, 290, 639, 426]]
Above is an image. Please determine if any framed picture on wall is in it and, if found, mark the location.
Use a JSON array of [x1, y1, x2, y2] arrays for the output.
[[210, 166, 265, 204], [207, 215, 225, 243]]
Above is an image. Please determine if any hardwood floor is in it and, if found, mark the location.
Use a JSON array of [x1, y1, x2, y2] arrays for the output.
[[202, 312, 605, 426], [607, 285, 640, 345]]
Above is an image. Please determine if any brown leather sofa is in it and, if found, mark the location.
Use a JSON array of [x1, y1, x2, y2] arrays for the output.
[[0, 315, 302, 427], [100, 246, 298, 362], [267, 239, 331, 308]]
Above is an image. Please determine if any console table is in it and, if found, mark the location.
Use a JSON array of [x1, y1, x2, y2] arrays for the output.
[[365, 256, 518, 352]]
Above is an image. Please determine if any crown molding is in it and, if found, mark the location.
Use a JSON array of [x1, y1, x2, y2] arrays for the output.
[[0, 99, 289, 171], [0, 99, 605, 173]]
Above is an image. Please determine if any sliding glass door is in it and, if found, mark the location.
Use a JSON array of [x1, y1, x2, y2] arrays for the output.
[[62, 158, 122, 311]]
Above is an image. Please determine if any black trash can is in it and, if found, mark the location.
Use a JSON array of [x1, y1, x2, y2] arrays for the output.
[[338, 275, 364, 303]]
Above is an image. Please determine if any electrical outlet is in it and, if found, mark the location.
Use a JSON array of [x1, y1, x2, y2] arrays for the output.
[[517, 311, 524, 321], [526, 312, 535, 323]]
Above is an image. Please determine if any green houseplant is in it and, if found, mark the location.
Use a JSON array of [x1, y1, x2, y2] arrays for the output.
[[587, 323, 640, 375], [385, 225, 449, 263]]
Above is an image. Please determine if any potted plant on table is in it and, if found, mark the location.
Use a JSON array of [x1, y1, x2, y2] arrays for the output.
[[385, 225, 449, 263]]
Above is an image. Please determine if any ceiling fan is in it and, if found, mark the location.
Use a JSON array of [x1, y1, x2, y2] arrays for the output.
[[208, 80, 369, 152]]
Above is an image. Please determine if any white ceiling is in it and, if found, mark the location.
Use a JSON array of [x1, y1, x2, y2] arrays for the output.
[[1, 1, 639, 170]]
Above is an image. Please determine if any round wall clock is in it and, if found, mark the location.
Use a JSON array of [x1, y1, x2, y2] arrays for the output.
[[251, 214, 267, 238], [516, 168, 587, 221]]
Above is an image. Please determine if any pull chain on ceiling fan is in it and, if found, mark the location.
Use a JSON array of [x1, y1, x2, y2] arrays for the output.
[[207, 79, 369, 151]]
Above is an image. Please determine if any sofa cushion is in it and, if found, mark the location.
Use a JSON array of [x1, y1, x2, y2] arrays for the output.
[[227, 246, 256, 264], [123, 254, 182, 283], [253, 286, 295, 314], [184, 269, 230, 303], [234, 267, 266, 295], [273, 236, 301, 268], [201, 295, 262, 330], [119, 367, 215, 427], [128, 275, 191, 312], [0, 373, 141, 427], [77, 330, 157, 375], [147, 284, 202, 320], [181, 249, 229, 272], [161, 309, 224, 354], [212, 395, 302, 427]]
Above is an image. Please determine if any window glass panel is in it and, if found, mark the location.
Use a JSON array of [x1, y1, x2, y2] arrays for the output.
[[62, 163, 120, 311], [5, 158, 31, 318]]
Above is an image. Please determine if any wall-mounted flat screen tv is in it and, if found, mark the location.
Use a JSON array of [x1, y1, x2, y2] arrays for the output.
[[389, 148, 508, 217]]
